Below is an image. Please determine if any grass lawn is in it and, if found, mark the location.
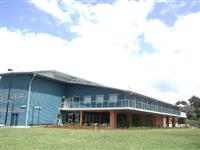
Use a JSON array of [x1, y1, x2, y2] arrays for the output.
[[1, 128, 200, 150]]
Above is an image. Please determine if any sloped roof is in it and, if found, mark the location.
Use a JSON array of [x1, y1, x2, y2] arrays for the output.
[[33, 70, 104, 87], [0, 70, 179, 107], [0, 70, 110, 88]]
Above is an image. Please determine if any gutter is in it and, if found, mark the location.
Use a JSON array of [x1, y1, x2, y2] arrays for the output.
[[25, 74, 36, 126]]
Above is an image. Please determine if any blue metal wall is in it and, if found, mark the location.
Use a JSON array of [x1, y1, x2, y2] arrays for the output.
[[0, 74, 67, 126], [28, 77, 66, 125], [65, 84, 180, 114], [65, 84, 125, 101], [0, 74, 29, 126]]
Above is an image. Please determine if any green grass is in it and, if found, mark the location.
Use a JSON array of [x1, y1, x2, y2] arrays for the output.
[[1, 128, 200, 150]]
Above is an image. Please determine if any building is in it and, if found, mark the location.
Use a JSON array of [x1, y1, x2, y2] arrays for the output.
[[0, 70, 185, 128]]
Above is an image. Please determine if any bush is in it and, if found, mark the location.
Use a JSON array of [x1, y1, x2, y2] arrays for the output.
[[191, 120, 200, 128], [184, 119, 200, 128]]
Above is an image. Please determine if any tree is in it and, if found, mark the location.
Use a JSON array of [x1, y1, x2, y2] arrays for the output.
[[175, 100, 188, 113], [187, 105, 196, 119], [175, 100, 187, 106], [188, 96, 200, 108], [188, 96, 200, 119], [176, 96, 200, 127], [176, 96, 200, 120]]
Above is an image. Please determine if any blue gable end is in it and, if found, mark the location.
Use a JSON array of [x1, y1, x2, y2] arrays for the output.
[[0, 73, 67, 126]]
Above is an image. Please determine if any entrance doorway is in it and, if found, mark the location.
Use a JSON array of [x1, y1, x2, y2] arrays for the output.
[[65, 113, 79, 124], [83, 112, 109, 126], [11, 113, 18, 126], [117, 113, 127, 128]]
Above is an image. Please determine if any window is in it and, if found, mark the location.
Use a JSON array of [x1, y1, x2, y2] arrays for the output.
[[96, 95, 104, 103], [74, 96, 80, 102], [109, 94, 118, 102], [84, 96, 91, 103]]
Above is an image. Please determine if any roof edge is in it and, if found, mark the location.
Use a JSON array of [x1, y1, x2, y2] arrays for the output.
[[0, 70, 179, 107]]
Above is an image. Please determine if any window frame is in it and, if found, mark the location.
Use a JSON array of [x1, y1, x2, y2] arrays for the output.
[[96, 95, 104, 103], [84, 95, 91, 104], [109, 94, 118, 103]]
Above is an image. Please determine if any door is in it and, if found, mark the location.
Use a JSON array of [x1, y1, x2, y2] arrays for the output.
[[68, 113, 73, 124], [65, 113, 80, 124], [11, 113, 18, 126]]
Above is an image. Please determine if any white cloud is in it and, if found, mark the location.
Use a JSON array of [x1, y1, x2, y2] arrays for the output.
[[141, 11, 200, 102], [29, 0, 71, 23], [1, 0, 200, 104], [0, 27, 68, 71], [78, 0, 154, 49]]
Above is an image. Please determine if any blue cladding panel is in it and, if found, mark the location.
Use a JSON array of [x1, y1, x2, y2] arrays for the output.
[[29, 77, 66, 125], [66, 84, 124, 101], [0, 74, 67, 126], [65, 84, 180, 115], [29, 92, 62, 125], [0, 75, 29, 126]]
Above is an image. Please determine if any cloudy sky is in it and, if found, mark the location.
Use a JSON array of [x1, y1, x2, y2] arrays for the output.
[[0, 0, 200, 104]]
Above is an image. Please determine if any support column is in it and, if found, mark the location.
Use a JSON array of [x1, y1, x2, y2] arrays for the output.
[[175, 118, 178, 127], [127, 112, 132, 127], [172, 118, 177, 127], [168, 117, 172, 127], [163, 117, 167, 127], [159, 117, 164, 127], [109, 110, 116, 128], [166, 117, 169, 127], [166, 117, 173, 127], [80, 111, 83, 126]]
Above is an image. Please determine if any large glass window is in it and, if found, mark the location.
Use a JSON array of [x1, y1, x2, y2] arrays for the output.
[[84, 96, 91, 103], [74, 96, 80, 102], [96, 95, 104, 103], [109, 94, 118, 103]]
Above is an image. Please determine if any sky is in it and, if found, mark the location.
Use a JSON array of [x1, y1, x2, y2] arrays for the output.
[[0, 0, 200, 104]]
